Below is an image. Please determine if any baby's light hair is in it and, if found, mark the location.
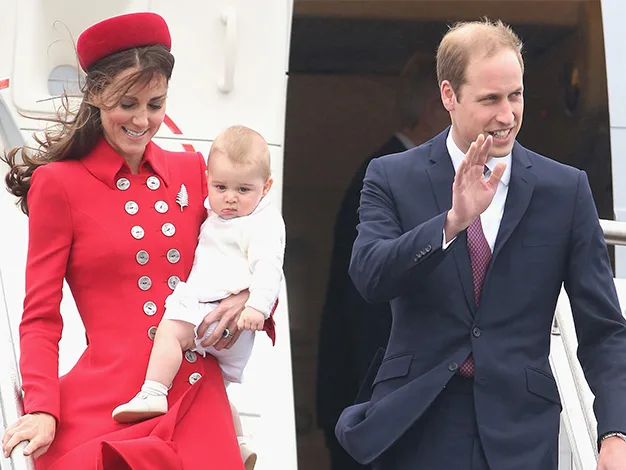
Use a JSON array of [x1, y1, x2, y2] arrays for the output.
[[209, 125, 271, 180]]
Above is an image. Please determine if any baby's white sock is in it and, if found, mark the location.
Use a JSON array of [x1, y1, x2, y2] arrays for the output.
[[141, 380, 169, 397]]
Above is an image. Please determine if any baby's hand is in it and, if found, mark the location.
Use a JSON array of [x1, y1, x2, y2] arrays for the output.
[[237, 307, 266, 331]]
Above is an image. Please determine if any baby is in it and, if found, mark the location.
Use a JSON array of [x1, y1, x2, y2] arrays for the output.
[[113, 125, 285, 470]]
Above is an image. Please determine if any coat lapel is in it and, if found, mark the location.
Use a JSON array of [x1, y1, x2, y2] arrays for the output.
[[492, 142, 536, 261], [425, 129, 475, 312]]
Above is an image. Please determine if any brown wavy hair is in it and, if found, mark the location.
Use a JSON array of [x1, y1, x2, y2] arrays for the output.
[[2, 45, 174, 214]]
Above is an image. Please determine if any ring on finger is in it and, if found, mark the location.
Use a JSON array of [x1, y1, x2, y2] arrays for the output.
[[222, 328, 234, 338]]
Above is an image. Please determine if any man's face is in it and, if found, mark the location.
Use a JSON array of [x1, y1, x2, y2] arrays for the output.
[[442, 48, 524, 158]]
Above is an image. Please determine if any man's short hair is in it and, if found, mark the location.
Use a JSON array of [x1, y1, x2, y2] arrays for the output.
[[436, 18, 524, 100]]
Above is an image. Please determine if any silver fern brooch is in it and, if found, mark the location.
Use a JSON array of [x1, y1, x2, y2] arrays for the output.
[[176, 184, 189, 211]]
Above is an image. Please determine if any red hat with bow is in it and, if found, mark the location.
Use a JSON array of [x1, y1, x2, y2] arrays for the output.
[[77, 12, 171, 72]]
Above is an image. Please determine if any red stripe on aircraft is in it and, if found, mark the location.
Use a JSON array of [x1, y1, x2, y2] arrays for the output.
[[163, 114, 196, 152]]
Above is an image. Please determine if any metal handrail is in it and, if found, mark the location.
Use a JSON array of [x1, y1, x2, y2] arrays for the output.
[[1, 94, 35, 470], [600, 219, 626, 246], [550, 218, 626, 469], [0, 267, 35, 470]]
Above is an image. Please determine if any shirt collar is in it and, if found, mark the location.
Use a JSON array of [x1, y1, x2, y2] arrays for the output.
[[394, 132, 416, 150], [80, 137, 171, 189], [445, 128, 512, 187]]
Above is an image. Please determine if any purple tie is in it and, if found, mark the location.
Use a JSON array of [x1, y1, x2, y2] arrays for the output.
[[458, 215, 492, 378]]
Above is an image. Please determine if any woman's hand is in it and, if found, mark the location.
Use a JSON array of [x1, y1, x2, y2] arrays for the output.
[[197, 290, 250, 350], [2, 412, 56, 459]]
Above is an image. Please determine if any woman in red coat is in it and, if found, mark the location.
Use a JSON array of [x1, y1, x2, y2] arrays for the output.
[[1, 12, 246, 469]]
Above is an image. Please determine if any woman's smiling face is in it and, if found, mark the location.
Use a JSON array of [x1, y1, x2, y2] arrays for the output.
[[98, 69, 168, 161]]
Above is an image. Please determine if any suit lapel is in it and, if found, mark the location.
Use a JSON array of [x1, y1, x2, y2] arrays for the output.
[[492, 143, 536, 261], [425, 129, 475, 312]]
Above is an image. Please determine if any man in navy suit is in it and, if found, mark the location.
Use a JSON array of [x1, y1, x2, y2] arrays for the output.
[[335, 18, 626, 470]]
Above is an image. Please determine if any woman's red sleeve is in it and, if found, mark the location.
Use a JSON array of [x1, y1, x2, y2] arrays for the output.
[[19, 166, 72, 421]]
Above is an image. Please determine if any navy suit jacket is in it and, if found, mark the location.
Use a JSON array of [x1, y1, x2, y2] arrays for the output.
[[335, 128, 626, 469]]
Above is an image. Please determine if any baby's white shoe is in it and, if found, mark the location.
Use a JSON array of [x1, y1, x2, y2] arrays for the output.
[[238, 438, 257, 470], [112, 391, 168, 423]]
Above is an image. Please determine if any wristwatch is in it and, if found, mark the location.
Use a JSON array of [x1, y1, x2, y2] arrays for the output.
[[601, 432, 626, 443]]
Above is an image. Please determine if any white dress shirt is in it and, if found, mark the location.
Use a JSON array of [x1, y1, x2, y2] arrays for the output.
[[444, 130, 512, 251], [394, 132, 417, 150]]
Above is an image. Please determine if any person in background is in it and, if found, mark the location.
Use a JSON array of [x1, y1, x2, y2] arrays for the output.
[[315, 52, 449, 470]]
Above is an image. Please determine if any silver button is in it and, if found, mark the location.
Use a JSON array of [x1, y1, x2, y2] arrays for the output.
[[148, 326, 158, 340], [161, 223, 176, 237], [168, 275, 180, 290], [125, 201, 139, 215], [136, 250, 149, 265], [131, 226, 145, 239], [138, 276, 152, 291], [167, 249, 181, 264], [155, 200, 169, 214], [143, 301, 157, 316], [189, 372, 202, 385], [184, 350, 197, 363], [147, 176, 161, 190], [116, 178, 130, 191]]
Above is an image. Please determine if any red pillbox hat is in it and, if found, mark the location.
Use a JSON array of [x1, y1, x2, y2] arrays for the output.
[[77, 12, 172, 71]]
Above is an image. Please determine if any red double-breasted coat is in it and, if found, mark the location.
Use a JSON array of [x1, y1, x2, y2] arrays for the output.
[[20, 138, 244, 469]]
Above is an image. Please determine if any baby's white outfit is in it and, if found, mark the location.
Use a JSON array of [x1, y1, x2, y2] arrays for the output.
[[162, 195, 285, 383]]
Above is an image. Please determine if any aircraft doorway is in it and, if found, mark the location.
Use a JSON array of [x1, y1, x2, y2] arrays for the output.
[[283, 1, 611, 469]]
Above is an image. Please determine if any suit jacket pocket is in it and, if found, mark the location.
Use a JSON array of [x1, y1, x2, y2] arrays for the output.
[[526, 366, 561, 406], [372, 354, 413, 386]]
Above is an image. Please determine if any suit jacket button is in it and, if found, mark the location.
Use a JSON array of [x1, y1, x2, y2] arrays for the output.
[[184, 350, 198, 363], [448, 362, 459, 372], [147, 326, 158, 341], [138, 276, 152, 291], [472, 327, 482, 338], [168, 275, 181, 290], [162, 223, 176, 237], [155, 200, 169, 213], [125, 201, 139, 215], [136, 250, 149, 265], [147, 176, 161, 190], [143, 301, 157, 316], [167, 248, 181, 264], [131, 225, 145, 239], [116, 177, 130, 191]]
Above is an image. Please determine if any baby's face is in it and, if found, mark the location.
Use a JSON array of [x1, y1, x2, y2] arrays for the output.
[[207, 154, 270, 219]]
